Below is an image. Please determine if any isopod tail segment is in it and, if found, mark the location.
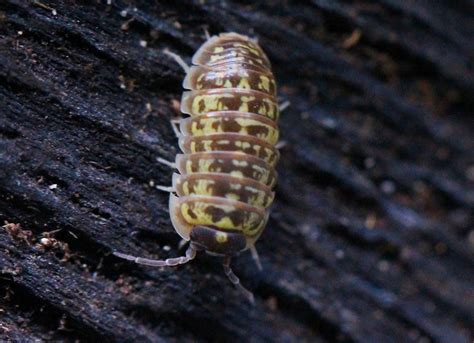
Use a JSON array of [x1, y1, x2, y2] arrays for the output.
[[155, 177, 265, 272]]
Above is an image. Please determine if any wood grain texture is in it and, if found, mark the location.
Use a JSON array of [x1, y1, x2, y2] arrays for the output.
[[1, 1, 473, 342]]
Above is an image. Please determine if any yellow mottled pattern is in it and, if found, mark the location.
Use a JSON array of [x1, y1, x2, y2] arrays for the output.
[[180, 201, 263, 233], [197, 158, 218, 173], [208, 50, 265, 67], [201, 139, 213, 151], [192, 179, 215, 196], [230, 183, 242, 190], [230, 170, 244, 178], [197, 73, 206, 82], [243, 212, 266, 236], [189, 117, 279, 145], [235, 141, 252, 150], [195, 69, 271, 94], [253, 192, 269, 207], [191, 94, 234, 115], [190, 118, 220, 136], [232, 43, 261, 56], [258, 75, 270, 93], [180, 201, 222, 228], [257, 99, 278, 119], [185, 160, 193, 174], [182, 180, 190, 194], [215, 231, 228, 243], [238, 189, 269, 208], [226, 193, 240, 201], [244, 186, 271, 208], [232, 159, 248, 167], [251, 164, 271, 184], [238, 96, 255, 112], [234, 118, 279, 144], [209, 54, 222, 63], [237, 78, 251, 90], [209, 51, 237, 63]]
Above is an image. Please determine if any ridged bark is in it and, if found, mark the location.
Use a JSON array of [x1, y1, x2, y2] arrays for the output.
[[1, 1, 473, 341]]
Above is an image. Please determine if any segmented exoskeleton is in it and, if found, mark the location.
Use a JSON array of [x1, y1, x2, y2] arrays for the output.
[[114, 33, 281, 303]]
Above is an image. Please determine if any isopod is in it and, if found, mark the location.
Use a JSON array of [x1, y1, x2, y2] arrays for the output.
[[114, 32, 282, 303]]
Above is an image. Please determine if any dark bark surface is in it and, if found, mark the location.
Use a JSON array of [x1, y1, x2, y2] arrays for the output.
[[1, 1, 473, 342]]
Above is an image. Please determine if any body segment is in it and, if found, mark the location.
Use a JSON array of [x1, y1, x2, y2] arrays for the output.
[[179, 111, 279, 145], [178, 133, 279, 165], [184, 66, 277, 95], [181, 88, 279, 120], [173, 173, 275, 208]]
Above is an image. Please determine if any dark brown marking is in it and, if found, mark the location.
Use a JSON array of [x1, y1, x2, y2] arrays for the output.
[[190, 226, 246, 255]]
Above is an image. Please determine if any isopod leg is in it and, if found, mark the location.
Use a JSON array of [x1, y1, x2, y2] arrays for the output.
[[275, 141, 287, 149], [249, 245, 263, 271], [223, 256, 255, 304], [156, 185, 174, 193], [178, 238, 189, 250], [203, 27, 211, 40], [113, 243, 197, 267], [156, 157, 176, 169], [279, 100, 290, 112], [275, 100, 288, 150], [163, 49, 190, 73], [170, 119, 182, 137]]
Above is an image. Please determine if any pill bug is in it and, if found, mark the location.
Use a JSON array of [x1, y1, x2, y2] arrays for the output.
[[114, 32, 281, 303]]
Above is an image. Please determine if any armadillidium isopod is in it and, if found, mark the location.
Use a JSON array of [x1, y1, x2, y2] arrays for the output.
[[114, 33, 281, 303]]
